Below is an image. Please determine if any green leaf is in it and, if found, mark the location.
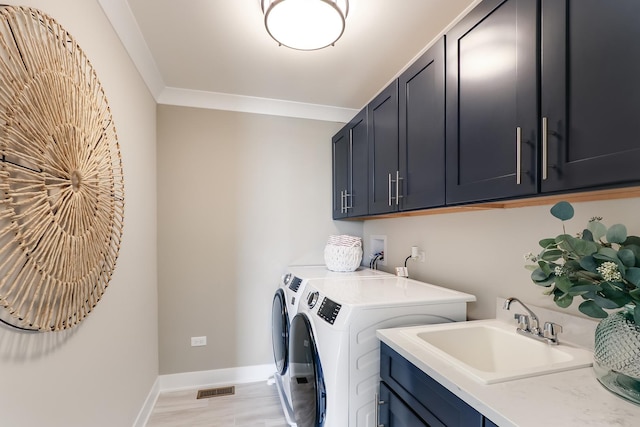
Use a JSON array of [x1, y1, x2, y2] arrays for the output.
[[539, 238, 557, 249], [556, 235, 598, 257], [618, 248, 636, 267], [623, 236, 640, 247], [594, 250, 625, 273], [581, 229, 594, 242], [587, 221, 607, 241], [599, 283, 631, 307], [625, 267, 640, 286], [531, 269, 555, 287], [623, 244, 640, 266], [554, 293, 573, 308], [554, 275, 573, 293], [579, 255, 598, 273], [630, 288, 640, 302], [538, 261, 553, 276], [531, 268, 550, 282], [550, 201, 574, 221], [567, 284, 602, 296], [540, 249, 563, 262], [592, 294, 624, 309], [634, 305, 640, 325], [607, 224, 628, 244], [579, 300, 608, 318], [581, 290, 598, 300], [595, 247, 620, 261]]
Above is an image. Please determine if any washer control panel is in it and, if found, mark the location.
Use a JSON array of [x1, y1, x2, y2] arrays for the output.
[[317, 297, 341, 325], [289, 276, 302, 292]]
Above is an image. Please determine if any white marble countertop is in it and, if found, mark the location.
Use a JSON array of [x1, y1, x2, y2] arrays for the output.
[[376, 299, 640, 427]]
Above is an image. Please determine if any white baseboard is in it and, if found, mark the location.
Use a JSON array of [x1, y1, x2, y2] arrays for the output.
[[133, 364, 276, 426], [158, 363, 276, 392], [133, 376, 160, 427]]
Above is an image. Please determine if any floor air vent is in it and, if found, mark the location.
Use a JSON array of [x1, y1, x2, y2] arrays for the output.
[[197, 386, 235, 399]]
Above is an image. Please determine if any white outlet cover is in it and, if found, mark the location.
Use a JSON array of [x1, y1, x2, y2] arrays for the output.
[[191, 336, 207, 347]]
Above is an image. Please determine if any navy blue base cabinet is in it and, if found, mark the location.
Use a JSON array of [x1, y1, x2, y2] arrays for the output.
[[379, 343, 498, 427]]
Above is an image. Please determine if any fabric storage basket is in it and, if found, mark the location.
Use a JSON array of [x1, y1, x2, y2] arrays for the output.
[[324, 235, 363, 272]]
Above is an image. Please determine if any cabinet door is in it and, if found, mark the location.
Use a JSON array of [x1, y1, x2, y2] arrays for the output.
[[541, 0, 640, 192], [380, 343, 484, 427], [332, 125, 349, 219], [349, 108, 369, 217], [446, 0, 538, 204], [484, 419, 500, 427], [399, 37, 446, 211], [379, 382, 430, 427], [369, 82, 399, 215], [332, 109, 368, 219]]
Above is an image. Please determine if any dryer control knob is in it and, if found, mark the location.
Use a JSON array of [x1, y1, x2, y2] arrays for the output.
[[283, 273, 292, 286], [307, 291, 319, 309]]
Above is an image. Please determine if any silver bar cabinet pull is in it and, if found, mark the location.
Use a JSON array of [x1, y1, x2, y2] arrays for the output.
[[375, 392, 386, 427], [344, 191, 352, 211], [395, 170, 402, 206], [388, 173, 393, 206], [516, 126, 522, 185], [542, 116, 548, 180]]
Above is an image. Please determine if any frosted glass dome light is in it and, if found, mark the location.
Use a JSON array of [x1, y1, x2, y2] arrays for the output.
[[262, 0, 349, 50]]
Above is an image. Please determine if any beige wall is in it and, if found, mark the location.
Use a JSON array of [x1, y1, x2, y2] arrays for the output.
[[0, 1, 158, 426], [157, 102, 640, 375], [157, 105, 362, 374], [363, 198, 640, 320]]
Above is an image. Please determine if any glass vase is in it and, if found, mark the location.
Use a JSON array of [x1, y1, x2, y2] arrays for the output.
[[593, 304, 640, 405]]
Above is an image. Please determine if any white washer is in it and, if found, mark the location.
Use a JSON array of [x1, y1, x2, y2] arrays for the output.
[[285, 266, 391, 319], [288, 276, 476, 427], [272, 266, 392, 426]]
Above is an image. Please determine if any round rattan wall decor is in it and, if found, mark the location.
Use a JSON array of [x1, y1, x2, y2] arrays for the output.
[[0, 6, 124, 331]]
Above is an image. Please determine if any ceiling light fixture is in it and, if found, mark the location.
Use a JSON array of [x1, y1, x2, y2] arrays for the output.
[[261, 0, 349, 51]]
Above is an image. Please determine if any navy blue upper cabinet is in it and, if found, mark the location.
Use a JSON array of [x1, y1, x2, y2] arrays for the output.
[[368, 82, 400, 215], [332, 108, 368, 219], [541, 0, 640, 193], [334, 0, 640, 219], [446, 0, 538, 204], [332, 124, 349, 219], [399, 37, 446, 211], [369, 38, 446, 215]]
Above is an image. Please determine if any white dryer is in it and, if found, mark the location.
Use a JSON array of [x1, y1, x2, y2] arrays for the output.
[[271, 266, 392, 426], [288, 276, 476, 427]]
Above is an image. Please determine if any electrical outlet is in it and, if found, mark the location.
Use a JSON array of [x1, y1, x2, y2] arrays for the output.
[[418, 251, 426, 262], [395, 266, 408, 277], [191, 336, 207, 347], [370, 235, 387, 266]]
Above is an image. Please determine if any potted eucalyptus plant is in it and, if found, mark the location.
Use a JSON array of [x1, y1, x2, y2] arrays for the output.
[[526, 201, 640, 404]]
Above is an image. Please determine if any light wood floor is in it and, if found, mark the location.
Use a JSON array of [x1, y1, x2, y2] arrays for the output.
[[146, 380, 288, 427]]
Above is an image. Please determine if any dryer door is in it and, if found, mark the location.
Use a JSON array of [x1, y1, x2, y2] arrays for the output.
[[271, 289, 289, 375], [290, 313, 326, 427]]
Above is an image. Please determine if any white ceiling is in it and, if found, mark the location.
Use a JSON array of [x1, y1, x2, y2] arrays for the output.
[[99, 0, 477, 122]]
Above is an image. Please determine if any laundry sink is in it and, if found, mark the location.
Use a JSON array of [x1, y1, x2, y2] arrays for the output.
[[400, 319, 593, 384]]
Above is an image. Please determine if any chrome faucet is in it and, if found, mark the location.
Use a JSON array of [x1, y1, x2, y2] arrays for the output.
[[503, 297, 563, 345]]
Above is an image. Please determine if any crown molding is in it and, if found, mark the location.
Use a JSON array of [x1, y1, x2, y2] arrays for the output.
[[97, 0, 165, 98], [158, 87, 358, 122], [97, 0, 356, 122]]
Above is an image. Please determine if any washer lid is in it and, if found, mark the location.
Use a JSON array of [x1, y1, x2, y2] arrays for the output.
[[306, 276, 476, 307], [286, 265, 391, 280]]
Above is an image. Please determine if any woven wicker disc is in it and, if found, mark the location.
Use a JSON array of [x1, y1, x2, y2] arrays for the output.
[[0, 7, 124, 331]]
